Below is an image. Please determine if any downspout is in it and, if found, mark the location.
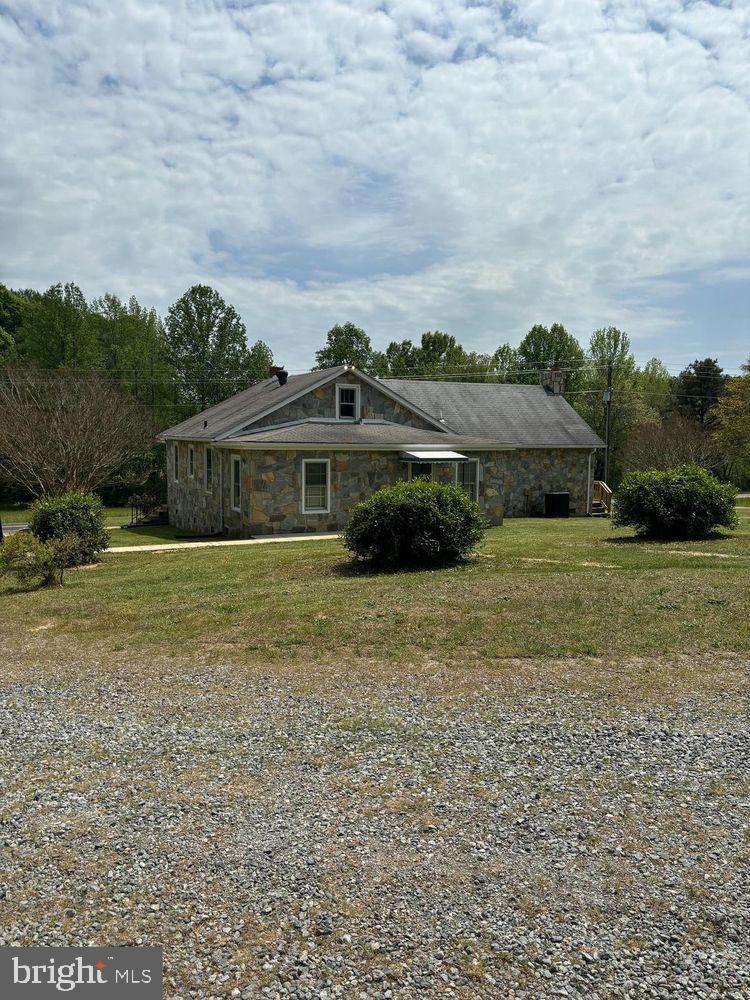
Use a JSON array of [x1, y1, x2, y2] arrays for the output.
[[586, 450, 594, 515]]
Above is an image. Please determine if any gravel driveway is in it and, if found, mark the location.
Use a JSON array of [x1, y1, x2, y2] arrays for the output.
[[0, 644, 748, 999]]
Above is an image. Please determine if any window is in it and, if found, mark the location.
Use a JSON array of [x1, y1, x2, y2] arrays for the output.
[[336, 384, 360, 420], [205, 447, 213, 491], [302, 459, 330, 513], [231, 454, 241, 511], [456, 459, 479, 502], [409, 462, 433, 481], [173, 443, 179, 482], [188, 445, 195, 478]]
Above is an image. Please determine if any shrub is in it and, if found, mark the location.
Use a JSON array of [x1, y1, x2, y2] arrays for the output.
[[613, 464, 738, 539], [343, 478, 486, 567], [29, 491, 109, 565], [0, 532, 60, 587]]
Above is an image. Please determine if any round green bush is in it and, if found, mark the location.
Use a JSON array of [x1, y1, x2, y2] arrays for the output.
[[342, 478, 486, 566], [612, 464, 738, 539], [0, 531, 58, 587], [28, 491, 109, 565]]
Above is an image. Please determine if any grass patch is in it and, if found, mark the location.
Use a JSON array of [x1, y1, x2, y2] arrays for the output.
[[0, 504, 131, 525], [108, 524, 208, 546], [2, 518, 749, 662]]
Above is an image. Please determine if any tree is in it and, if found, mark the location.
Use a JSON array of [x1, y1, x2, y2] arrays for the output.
[[674, 358, 726, 426], [575, 328, 654, 486], [714, 360, 750, 474], [634, 357, 673, 416], [16, 282, 101, 370], [165, 285, 251, 410], [90, 293, 174, 423], [516, 323, 586, 394], [0, 367, 156, 497], [315, 322, 377, 371], [491, 344, 522, 382], [623, 414, 719, 474], [383, 339, 418, 376], [0, 284, 22, 362], [246, 339, 274, 383]]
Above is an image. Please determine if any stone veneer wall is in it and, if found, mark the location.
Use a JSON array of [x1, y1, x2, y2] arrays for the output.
[[166, 440, 224, 534], [242, 448, 506, 535], [503, 448, 592, 516], [167, 441, 593, 536], [166, 448, 507, 536], [245, 374, 438, 432]]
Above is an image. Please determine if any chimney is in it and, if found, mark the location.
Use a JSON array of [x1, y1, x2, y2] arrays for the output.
[[269, 365, 288, 386], [541, 365, 564, 395]]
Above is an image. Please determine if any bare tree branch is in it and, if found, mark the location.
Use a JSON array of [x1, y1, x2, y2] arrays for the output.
[[622, 414, 719, 475], [0, 366, 156, 496]]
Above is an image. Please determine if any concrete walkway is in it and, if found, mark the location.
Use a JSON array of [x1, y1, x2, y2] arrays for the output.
[[108, 533, 340, 553]]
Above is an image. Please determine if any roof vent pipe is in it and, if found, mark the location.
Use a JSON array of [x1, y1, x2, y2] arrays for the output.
[[269, 366, 288, 386]]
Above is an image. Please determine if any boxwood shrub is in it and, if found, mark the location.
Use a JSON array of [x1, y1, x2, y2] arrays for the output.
[[613, 464, 737, 539], [29, 491, 109, 565], [343, 478, 486, 567]]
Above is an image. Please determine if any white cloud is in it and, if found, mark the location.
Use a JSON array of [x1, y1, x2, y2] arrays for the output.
[[1, 0, 748, 369]]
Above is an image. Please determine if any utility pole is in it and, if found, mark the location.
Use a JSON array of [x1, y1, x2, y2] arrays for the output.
[[603, 361, 613, 485]]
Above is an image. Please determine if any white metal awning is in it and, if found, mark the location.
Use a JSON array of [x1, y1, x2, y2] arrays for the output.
[[399, 450, 468, 461]]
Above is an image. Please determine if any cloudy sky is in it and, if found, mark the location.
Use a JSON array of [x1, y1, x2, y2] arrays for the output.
[[1, 0, 748, 372]]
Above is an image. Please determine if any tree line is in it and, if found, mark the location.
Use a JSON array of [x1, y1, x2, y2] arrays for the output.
[[0, 281, 274, 424], [1, 281, 748, 495], [314, 321, 748, 485]]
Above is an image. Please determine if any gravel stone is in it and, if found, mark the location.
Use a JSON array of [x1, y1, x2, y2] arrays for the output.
[[0, 649, 748, 998]]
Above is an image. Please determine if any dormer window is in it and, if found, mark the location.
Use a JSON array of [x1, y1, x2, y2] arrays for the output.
[[336, 384, 360, 421]]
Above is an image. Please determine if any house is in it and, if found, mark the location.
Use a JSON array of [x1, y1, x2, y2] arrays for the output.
[[160, 364, 604, 536]]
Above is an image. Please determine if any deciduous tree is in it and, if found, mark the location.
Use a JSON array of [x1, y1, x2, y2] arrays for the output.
[[714, 360, 750, 474], [516, 323, 586, 394], [0, 367, 156, 497], [165, 285, 251, 409], [315, 322, 378, 371], [623, 414, 719, 474], [673, 358, 726, 426]]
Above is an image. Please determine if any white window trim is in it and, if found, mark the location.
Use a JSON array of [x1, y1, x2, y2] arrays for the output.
[[408, 461, 433, 481], [336, 383, 361, 421], [173, 443, 179, 483], [231, 453, 242, 512], [455, 458, 479, 501], [302, 458, 331, 514], [205, 446, 213, 492], [188, 445, 195, 478]]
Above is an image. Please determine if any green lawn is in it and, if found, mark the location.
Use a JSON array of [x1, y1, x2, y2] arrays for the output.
[[3, 517, 749, 663], [0, 503, 132, 525], [108, 524, 199, 546]]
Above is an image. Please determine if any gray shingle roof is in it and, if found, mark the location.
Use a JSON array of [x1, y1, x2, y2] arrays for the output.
[[226, 420, 506, 448], [379, 379, 605, 448], [160, 365, 604, 450], [160, 367, 348, 441]]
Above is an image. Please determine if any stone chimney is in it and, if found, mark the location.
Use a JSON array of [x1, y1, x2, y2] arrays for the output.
[[541, 365, 564, 395], [269, 365, 288, 386]]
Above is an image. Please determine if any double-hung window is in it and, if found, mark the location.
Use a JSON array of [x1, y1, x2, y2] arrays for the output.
[[205, 447, 213, 491], [336, 384, 360, 420], [188, 445, 195, 478], [231, 454, 241, 511], [456, 459, 479, 502], [302, 459, 330, 513], [173, 443, 179, 482]]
